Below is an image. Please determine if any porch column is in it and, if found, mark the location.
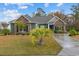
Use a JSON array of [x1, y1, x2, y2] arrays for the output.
[[64, 25, 66, 33], [28, 24, 30, 32], [28, 24, 31, 32], [36, 24, 38, 28], [14, 24, 17, 34], [48, 24, 49, 29], [29, 24, 31, 31], [18, 26, 20, 32], [53, 25, 55, 31]]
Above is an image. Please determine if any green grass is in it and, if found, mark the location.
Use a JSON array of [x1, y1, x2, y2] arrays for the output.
[[0, 35, 62, 56]]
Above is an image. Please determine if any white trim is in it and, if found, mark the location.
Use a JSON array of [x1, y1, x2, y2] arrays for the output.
[[48, 17, 56, 23], [48, 24, 49, 29], [30, 24, 32, 31], [36, 24, 38, 28], [55, 16, 66, 25]]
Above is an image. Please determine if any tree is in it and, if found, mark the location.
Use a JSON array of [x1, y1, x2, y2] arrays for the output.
[[71, 4, 79, 31], [53, 11, 65, 19], [35, 13, 42, 16], [30, 27, 53, 46], [71, 4, 79, 20], [34, 8, 46, 16], [1, 22, 10, 35], [1, 22, 9, 29]]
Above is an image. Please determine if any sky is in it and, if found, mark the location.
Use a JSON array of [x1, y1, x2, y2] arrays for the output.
[[0, 3, 77, 23]]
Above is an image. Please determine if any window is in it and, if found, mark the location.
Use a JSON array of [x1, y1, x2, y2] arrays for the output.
[[40, 25, 45, 28]]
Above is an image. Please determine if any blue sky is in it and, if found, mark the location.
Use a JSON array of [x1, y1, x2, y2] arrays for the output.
[[0, 3, 77, 22]]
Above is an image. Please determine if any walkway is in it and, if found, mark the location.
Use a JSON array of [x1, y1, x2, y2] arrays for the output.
[[54, 34, 79, 56]]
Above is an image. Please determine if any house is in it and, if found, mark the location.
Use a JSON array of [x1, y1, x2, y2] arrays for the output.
[[9, 14, 66, 34], [63, 14, 75, 31]]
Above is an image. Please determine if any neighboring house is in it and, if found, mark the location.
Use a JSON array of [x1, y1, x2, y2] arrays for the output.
[[9, 14, 66, 34], [63, 14, 75, 30], [0, 22, 9, 30]]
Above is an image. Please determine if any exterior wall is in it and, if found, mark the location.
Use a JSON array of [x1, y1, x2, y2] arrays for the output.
[[30, 23, 48, 30]]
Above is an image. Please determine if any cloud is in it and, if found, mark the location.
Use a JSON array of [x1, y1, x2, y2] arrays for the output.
[[4, 3, 9, 6], [4, 3, 34, 10], [1, 9, 21, 22], [57, 3, 63, 7], [17, 3, 34, 6], [44, 3, 49, 7], [19, 6, 28, 9], [4, 3, 15, 6], [26, 3, 34, 6], [16, 3, 34, 9], [3, 9, 21, 18]]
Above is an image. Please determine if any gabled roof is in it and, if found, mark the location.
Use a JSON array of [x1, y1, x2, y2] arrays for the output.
[[48, 16, 66, 25], [9, 14, 31, 23]]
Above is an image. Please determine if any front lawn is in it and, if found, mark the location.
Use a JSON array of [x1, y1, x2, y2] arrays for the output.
[[0, 35, 62, 56]]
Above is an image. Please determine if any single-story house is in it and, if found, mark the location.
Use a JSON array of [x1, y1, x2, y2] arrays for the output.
[[9, 15, 66, 34]]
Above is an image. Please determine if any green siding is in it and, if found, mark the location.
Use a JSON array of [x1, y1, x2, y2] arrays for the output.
[[10, 23, 15, 33], [38, 24, 48, 28], [31, 23, 36, 30]]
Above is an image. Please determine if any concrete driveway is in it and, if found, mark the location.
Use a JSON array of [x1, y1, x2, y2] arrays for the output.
[[54, 34, 79, 56]]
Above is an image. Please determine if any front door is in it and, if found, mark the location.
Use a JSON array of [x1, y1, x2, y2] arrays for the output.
[[49, 25, 54, 29]]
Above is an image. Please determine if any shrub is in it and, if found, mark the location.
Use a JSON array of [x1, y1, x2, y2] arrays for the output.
[[54, 27, 62, 33], [30, 27, 53, 46], [69, 28, 78, 36], [1, 29, 10, 35]]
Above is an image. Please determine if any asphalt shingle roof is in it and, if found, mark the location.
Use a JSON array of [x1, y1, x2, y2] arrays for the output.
[[30, 16, 53, 24], [9, 15, 66, 24]]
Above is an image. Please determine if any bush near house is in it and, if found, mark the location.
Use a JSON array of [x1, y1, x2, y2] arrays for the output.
[[69, 28, 79, 36], [54, 27, 58, 33], [54, 27, 63, 33], [1, 29, 10, 35]]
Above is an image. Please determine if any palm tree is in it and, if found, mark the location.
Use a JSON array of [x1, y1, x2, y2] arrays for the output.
[[30, 27, 53, 46]]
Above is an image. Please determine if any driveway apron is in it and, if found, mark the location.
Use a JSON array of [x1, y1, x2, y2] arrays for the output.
[[54, 34, 79, 56]]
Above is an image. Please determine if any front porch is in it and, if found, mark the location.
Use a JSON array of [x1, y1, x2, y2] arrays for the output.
[[10, 23, 32, 34], [48, 22, 66, 33]]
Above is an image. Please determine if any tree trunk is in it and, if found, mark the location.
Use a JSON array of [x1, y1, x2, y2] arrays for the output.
[[38, 37, 43, 45]]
